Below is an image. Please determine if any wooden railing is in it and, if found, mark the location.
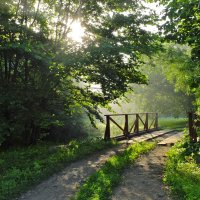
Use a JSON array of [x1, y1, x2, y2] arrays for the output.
[[104, 113, 158, 140]]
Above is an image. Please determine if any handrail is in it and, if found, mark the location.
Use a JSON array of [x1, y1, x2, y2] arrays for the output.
[[104, 112, 158, 140], [104, 112, 157, 116]]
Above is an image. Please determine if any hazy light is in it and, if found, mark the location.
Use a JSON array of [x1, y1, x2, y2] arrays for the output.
[[141, 2, 165, 33], [68, 21, 85, 43]]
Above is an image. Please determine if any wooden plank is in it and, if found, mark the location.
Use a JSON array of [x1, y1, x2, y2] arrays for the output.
[[134, 114, 139, 133], [104, 112, 157, 117], [144, 113, 148, 131], [126, 130, 174, 143], [138, 115, 145, 126], [149, 118, 155, 129], [158, 132, 183, 145], [109, 117, 124, 131], [123, 114, 129, 136], [104, 115, 110, 140], [129, 119, 136, 133], [105, 113, 158, 140]]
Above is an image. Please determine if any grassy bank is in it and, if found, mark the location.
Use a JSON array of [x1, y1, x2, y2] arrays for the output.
[[0, 138, 117, 200], [159, 117, 187, 130], [164, 136, 200, 200], [73, 141, 156, 200]]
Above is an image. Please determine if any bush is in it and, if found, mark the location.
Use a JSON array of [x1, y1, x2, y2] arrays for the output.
[[0, 138, 117, 200], [164, 135, 200, 200]]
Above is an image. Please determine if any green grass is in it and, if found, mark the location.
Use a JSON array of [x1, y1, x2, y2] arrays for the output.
[[0, 138, 117, 200], [73, 141, 156, 200], [159, 117, 187, 130], [163, 136, 200, 200]]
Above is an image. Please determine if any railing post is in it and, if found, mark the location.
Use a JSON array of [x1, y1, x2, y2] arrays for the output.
[[188, 112, 197, 143], [145, 113, 149, 131], [124, 114, 129, 137], [154, 113, 158, 129], [104, 115, 110, 140], [134, 114, 139, 133]]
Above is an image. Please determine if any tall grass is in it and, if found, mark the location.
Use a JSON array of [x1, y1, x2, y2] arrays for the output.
[[159, 117, 187, 130]]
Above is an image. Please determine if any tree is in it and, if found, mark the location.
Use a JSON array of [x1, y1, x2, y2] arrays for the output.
[[160, 0, 200, 113], [0, 0, 160, 146], [113, 45, 194, 117]]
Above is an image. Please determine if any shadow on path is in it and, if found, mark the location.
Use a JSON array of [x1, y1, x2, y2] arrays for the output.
[[112, 146, 171, 200]]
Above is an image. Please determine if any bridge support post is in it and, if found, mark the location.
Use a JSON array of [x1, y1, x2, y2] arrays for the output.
[[145, 113, 149, 131], [104, 115, 110, 140], [155, 113, 158, 129], [124, 114, 129, 138], [134, 114, 139, 133]]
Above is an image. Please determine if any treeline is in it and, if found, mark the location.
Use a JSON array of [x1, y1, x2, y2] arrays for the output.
[[0, 0, 200, 148], [0, 0, 159, 147], [117, 45, 195, 118]]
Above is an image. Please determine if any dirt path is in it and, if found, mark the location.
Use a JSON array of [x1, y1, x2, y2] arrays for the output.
[[18, 144, 127, 200], [111, 132, 184, 200], [112, 146, 171, 200], [18, 131, 182, 200]]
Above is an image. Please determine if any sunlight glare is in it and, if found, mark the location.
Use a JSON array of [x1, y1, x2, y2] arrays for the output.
[[69, 21, 85, 43]]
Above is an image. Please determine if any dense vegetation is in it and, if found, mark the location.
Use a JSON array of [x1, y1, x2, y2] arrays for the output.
[[164, 136, 200, 200], [113, 45, 194, 117], [160, 0, 200, 114], [73, 142, 156, 200], [0, 0, 199, 145], [0, 0, 160, 147], [0, 138, 117, 200], [0, 0, 200, 199]]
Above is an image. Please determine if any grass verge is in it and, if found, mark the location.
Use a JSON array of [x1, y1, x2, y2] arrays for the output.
[[159, 117, 187, 131], [73, 141, 156, 200], [163, 136, 200, 200], [0, 138, 117, 200]]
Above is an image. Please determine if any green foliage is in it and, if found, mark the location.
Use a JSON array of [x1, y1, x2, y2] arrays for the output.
[[0, 138, 117, 200], [164, 136, 200, 200], [113, 45, 194, 118], [73, 142, 156, 200], [159, 118, 187, 131], [0, 0, 161, 146], [161, 0, 200, 113]]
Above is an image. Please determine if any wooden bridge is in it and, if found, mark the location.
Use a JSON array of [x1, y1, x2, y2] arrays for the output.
[[104, 113, 158, 140]]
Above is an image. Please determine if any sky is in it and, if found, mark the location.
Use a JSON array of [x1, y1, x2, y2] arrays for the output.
[[68, 2, 165, 42]]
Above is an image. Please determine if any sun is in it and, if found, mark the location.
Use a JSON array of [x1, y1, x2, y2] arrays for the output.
[[68, 21, 85, 43]]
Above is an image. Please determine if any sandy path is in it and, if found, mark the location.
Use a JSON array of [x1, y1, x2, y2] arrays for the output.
[[18, 144, 127, 200], [112, 146, 171, 200], [18, 131, 181, 200]]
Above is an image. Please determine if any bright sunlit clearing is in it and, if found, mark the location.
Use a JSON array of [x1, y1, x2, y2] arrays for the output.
[[68, 21, 85, 43]]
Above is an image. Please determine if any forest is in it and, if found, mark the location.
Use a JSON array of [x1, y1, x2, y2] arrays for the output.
[[0, 0, 200, 200]]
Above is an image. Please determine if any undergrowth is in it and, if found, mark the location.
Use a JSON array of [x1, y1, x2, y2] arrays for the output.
[[164, 135, 200, 200], [0, 138, 117, 200], [73, 141, 156, 200]]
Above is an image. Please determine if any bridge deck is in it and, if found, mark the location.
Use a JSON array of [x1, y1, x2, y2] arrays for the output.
[[119, 129, 183, 144]]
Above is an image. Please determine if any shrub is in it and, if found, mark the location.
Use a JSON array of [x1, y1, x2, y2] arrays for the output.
[[164, 136, 200, 200], [0, 138, 117, 200]]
